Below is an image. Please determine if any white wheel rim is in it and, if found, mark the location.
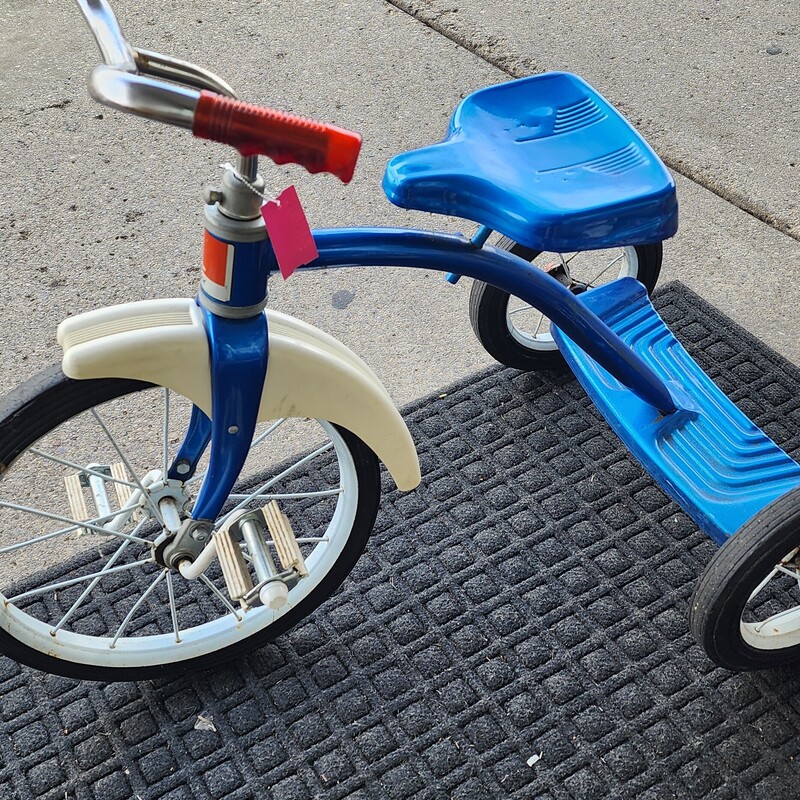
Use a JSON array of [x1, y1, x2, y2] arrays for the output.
[[0, 390, 361, 670], [739, 548, 800, 650], [505, 246, 640, 352]]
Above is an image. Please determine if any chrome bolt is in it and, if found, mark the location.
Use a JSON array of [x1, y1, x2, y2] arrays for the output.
[[203, 186, 224, 205]]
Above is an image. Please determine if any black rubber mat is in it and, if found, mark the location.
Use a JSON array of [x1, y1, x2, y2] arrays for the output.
[[3, 281, 800, 799]]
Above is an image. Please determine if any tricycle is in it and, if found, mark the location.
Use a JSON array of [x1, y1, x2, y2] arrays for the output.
[[0, 0, 797, 680]]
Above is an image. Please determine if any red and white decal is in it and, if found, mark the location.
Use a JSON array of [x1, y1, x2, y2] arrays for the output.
[[201, 230, 234, 302]]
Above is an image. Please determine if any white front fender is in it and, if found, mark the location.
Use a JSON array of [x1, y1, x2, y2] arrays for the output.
[[57, 299, 421, 490]]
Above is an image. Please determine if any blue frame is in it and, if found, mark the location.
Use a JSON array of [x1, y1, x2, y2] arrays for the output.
[[303, 227, 677, 415], [182, 305, 269, 523], [186, 224, 680, 523], [185, 223, 799, 546]]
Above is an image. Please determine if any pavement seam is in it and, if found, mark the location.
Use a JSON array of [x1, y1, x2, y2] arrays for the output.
[[384, 0, 799, 246]]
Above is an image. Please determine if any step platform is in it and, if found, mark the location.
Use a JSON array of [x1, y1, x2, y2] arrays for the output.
[[552, 279, 800, 544], [383, 72, 678, 253]]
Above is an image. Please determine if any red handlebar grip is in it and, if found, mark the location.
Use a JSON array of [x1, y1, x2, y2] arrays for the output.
[[192, 91, 362, 183]]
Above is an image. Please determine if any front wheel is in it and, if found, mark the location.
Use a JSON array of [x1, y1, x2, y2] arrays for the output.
[[0, 365, 381, 681], [690, 486, 800, 671], [469, 238, 663, 371]]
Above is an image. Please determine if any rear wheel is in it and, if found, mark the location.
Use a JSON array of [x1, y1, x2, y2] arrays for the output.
[[469, 238, 662, 370], [690, 486, 800, 671], [0, 365, 380, 680]]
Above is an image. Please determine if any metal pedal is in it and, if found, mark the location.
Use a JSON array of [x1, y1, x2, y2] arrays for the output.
[[64, 474, 91, 536], [65, 462, 135, 537], [213, 524, 254, 601], [263, 501, 308, 577], [210, 505, 305, 610]]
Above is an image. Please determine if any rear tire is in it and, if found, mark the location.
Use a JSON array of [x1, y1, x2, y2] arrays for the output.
[[469, 238, 662, 370], [690, 486, 800, 671]]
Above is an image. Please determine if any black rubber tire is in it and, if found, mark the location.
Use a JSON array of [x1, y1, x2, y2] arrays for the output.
[[690, 485, 800, 671], [0, 364, 381, 681], [469, 238, 663, 371]]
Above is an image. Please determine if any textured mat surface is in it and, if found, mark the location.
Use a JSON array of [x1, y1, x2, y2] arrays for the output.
[[2, 281, 800, 800]]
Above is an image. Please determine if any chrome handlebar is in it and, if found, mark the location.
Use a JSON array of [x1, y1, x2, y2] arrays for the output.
[[75, 0, 259, 177], [75, 0, 136, 72], [75, 0, 238, 125], [88, 66, 198, 129], [74, 1, 364, 192]]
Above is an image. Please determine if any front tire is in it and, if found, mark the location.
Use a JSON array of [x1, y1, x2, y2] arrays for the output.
[[690, 486, 800, 671], [469, 238, 662, 371], [0, 365, 381, 680]]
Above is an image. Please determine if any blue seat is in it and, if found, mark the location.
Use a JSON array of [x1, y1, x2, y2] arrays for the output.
[[383, 72, 678, 252]]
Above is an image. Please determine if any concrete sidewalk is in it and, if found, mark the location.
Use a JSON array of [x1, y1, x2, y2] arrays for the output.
[[0, 0, 797, 405], [389, 0, 800, 240]]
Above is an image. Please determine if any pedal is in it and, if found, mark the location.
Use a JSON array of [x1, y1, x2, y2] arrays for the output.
[[65, 462, 138, 537], [263, 501, 308, 577], [553, 278, 800, 544], [64, 474, 91, 536], [213, 525, 254, 601], [212, 504, 305, 610], [110, 462, 132, 508]]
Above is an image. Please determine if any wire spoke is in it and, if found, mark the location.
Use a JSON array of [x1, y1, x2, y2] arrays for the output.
[[185, 418, 288, 487], [586, 254, 625, 287], [509, 301, 547, 336], [775, 563, 800, 581], [217, 442, 334, 527], [109, 570, 167, 647], [6, 557, 154, 604], [753, 604, 800, 634], [198, 573, 242, 621], [748, 566, 780, 602], [0, 501, 152, 550], [557, 252, 572, 281], [185, 469, 207, 488], [0, 525, 76, 554], [166, 570, 181, 643], [264, 537, 329, 546], [228, 488, 342, 502], [771, 562, 800, 595], [251, 418, 289, 448], [28, 449, 140, 490], [91, 408, 164, 524], [50, 539, 132, 635]]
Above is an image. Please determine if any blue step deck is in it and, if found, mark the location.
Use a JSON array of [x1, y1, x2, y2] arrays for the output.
[[553, 279, 800, 544]]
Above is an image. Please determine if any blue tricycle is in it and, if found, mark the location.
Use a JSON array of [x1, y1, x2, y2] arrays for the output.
[[0, 0, 797, 680]]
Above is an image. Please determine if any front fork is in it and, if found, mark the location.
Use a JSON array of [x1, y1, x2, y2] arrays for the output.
[[169, 308, 269, 520], [160, 307, 269, 567], [162, 164, 273, 567]]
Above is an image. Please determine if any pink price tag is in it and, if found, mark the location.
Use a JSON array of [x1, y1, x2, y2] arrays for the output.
[[261, 186, 319, 280]]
